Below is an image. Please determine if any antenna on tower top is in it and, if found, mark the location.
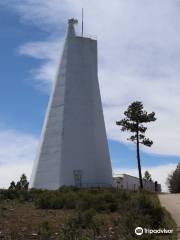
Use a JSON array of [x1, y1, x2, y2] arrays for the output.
[[82, 8, 84, 37]]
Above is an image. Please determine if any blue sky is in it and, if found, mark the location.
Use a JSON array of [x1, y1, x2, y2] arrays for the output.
[[0, 6, 48, 134], [0, 1, 179, 191]]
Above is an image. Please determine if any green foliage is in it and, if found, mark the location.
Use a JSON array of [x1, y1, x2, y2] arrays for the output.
[[81, 208, 97, 227], [35, 192, 64, 209], [116, 101, 156, 147], [38, 220, 52, 240], [63, 191, 78, 209], [0, 205, 7, 218], [168, 163, 180, 193], [19, 174, 29, 190], [133, 192, 164, 228], [116, 101, 156, 189], [60, 209, 101, 240], [33, 188, 120, 212], [112, 192, 177, 239], [8, 174, 29, 191], [143, 171, 152, 181], [9, 181, 16, 190], [0, 187, 177, 239], [0, 189, 31, 202], [60, 217, 82, 240]]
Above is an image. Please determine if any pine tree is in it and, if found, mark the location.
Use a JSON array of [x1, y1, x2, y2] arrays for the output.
[[19, 174, 29, 190], [8, 174, 29, 190], [116, 101, 156, 189], [168, 163, 180, 193], [143, 171, 152, 181], [9, 181, 16, 190]]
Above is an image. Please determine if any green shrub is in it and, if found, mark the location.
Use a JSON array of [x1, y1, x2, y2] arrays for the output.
[[60, 217, 82, 240], [35, 192, 61, 209], [35, 191, 78, 209], [32, 188, 130, 212], [133, 192, 165, 227], [81, 208, 96, 227], [38, 220, 52, 240], [60, 209, 101, 240], [168, 163, 180, 193], [59, 186, 79, 193], [35, 192, 54, 209], [0, 205, 7, 218], [0, 188, 177, 239], [52, 195, 64, 209], [0, 189, 32, 202], [0, 189, 19, 200], [63, 192, 78, 209]]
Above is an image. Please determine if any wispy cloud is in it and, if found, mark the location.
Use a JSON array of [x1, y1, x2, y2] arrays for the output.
[[114, 163, 177, 192], [1, 0, 180, 157], [0, 128, 38, 188], [19, 40, 63, 92]]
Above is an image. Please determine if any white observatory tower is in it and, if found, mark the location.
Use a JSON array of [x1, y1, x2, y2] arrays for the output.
[[30, 19, 113, 189]]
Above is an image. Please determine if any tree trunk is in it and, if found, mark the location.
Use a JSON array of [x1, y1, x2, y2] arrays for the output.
[[137, 131, 143, 189]]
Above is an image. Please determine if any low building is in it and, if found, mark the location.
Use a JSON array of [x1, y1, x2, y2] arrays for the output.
[[113, 173, 161, 192]]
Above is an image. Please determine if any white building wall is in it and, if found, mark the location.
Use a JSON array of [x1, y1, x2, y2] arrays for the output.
[[113, 174, 161, 192]]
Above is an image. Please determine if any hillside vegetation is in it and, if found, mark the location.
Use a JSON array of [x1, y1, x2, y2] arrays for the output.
[[0, 188, 177, 239]]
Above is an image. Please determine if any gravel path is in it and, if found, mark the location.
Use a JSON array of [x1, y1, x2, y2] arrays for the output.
[[159, 194, 180, 239]]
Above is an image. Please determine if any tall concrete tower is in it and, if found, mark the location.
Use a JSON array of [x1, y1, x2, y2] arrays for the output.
[[30, 19, 112, 190]]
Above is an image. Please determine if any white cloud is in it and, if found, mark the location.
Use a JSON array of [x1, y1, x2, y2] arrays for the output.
[[19, 40, 63, 92], [114, 163, 177, 192], [0, 0, 71, 30], [0, 162, 33, 189], [0, 128, 38, 188], [1, 0, 180, 157]]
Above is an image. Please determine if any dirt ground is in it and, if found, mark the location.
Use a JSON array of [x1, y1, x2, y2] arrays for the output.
[[159, 194, 180, 239], [0, 200, 118, 239]]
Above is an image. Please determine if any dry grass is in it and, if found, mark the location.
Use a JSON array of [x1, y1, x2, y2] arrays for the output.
[[0, 190, 177, 239], [0, 200, 118, 239]]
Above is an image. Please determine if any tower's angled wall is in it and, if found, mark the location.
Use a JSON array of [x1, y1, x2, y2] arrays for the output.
[[29, 38, 68, 189], [30, 20, 112, 190], [60, 36, 112, 187]]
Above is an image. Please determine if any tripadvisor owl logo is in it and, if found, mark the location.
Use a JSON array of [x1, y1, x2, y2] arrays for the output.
[[135, 227, 143, 236], [135, 227, 174, 236]]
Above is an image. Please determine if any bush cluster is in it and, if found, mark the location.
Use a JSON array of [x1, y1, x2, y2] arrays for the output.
[[60, 209, 101, 240], [33, 188, 122, 213], [168, 163, 180, 193], [0, 187, 177, 239], [0, 187, 130, 213], [38, 220, 52, 240]]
